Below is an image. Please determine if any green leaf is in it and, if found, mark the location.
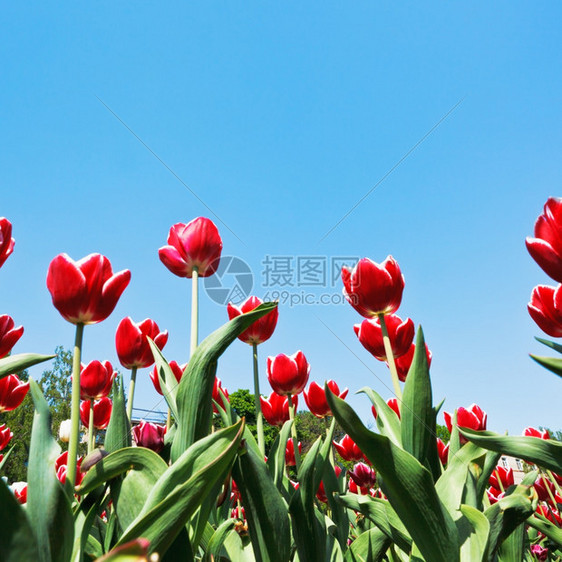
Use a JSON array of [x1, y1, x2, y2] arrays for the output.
[[535, 336, 562, 355], [27, 377, 74, 562], [233, 440, 291, 562], [344, 528, 391, 562], [104, 374, 131, 454], [475, 450, 502, 510], [401, 327, 435, 473], [530, 354, 562, 377], [460, 428, 562, 474], [148, 339, 180, 420], [527, 514, 562, 547], [171, 302, 278, 462], [0, 445, 13, 471], [457, 505, 489, 562], [497, 523, 525, 562], [117, 420, 244, 557], [0, 479, 40, 561], [360, 387, 401, 446], [97, 538, 151, 562], [202, 519, 236, 562], [0, 353, 54, 378], [266, 419, 293, 490], [326, 390, 459, 562]]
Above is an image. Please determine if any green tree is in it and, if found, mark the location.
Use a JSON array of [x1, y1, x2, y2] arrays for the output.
[[436, 423, 451, 443]]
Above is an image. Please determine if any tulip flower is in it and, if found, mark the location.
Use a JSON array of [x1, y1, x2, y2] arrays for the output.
[[80, 397, 112, 430], [489, 465, 514, 491], [0, 424, 13, 450], [524, 427, 550, 439], [349, 462, 377, 489], [487, 487, 504, 505], [530, 544, 549, 561], [285, 438, 302, 467], [527, 285, 562, 337], [444, 404, 487, 443], [526, 197, 562, 283], [260, 392, 297, 426], [11, 482, 27, 504], [371, 398, 401, 420], [333, 434, 364, 462], [150, 360, 185, 395], [0, 218, 15, 269], [55, 451, 84, 486], [436, 438, 449, 466], [354, 314, 414, 361], [304, 380, 348, 418], [0, 374, 29, 412], [0, 315, 23, 358], [132, 420, 166, 453], [316, 466, 342, 503], [267, 351, 310, 396], [534, 475, 556, 503], [159, 217, 222, 279], [227, 296, 279, 345], [115, 317, 168, 370], [537, 504, 562, 526], [348, 479, 370, 496], [341, 256, 405, 318], [79, 360, 115, 400], [393, 342, 432, 382], [212, 377, 229, 414], [46, 253, 131, 325], [59, 419, 71, 443]]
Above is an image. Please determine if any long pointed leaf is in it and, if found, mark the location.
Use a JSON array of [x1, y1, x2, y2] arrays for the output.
[[104, 374, 131, 453], [0, 353, 54, 378]]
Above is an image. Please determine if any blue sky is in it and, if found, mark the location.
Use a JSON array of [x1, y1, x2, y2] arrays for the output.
[[2, 2, 562, 433]]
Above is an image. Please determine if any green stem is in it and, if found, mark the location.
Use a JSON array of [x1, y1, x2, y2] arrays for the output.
[[378, 313, 402, 401], [166, 408, 171, 432], [67, 322, 84, 490], [126, 366, 138, 422], [253, 343, 265, 456], [326, 416, 334, 467], [87, 399, 95, 454], [287, 394, 301, 472], [191, 266, 199, 356]]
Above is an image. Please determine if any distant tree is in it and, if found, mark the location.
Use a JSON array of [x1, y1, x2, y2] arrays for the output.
[[436, 423, 451, 443], [540, 427, 562, 441]]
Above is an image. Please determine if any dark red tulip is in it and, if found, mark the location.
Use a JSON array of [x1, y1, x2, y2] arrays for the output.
[[371, 398, 401, 420], [159, 218, 222, 278], [342, 256, 405, 318], [46, 253, 130, 325], [227, 296, 279, 345], [524, 427, 550, 439], [537, 504, 562, 526], [489, 465, 514, 490], [527, 285, 562, 337], [316, 466, 342, 503], [55, 451, 84, 486], [333, 434, 364, 462], [80, 397, 112, 429], [79, 360, 115, 400], [11, 482, 27, 504], [354, 314, 414, 361], [285, 438, 302, 466], [0, 374, 29, 412], [212, 377, 229, 413], [436, 438, 448, 466], [0, 315, 23, 358], [115, 317, 168, 370], [267, 351, 310, 396], [150, 360, 185, 395], [260, 392, 297, 426], [348, 479, 371, 496], [526, 197, 562, 283], [530, 544, 549, 561], [0, 218, 15, 269], [392, 342, 432, 382], [0, 424, 13, 450], [349, 462, 377, 489], [534, 475, 556, 503], [304, 380, 348, 418], [132, 420, 166, 453], [444, 404, 487, 443]]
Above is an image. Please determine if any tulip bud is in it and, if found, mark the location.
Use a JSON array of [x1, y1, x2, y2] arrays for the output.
[[354, 314, 414, 361], [0, 218, 15, 269], [0, 315, 24, 359], [133, 420, 166, 453], [260, 392, 297, 426], [304, 380, 348, 418], [227, 296, 279, 345], [115, 317, 168, 370], [59, 419, 72, 443], [0, 374, 29, 413], [266, 351, 310, 396], [150, 360, 185, 395]]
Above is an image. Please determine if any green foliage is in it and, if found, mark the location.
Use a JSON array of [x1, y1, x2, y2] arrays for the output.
[[436, 423, 451, 443]]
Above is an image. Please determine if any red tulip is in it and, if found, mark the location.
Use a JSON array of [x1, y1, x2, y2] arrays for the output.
[[46, 253, 131, 325], [537, 504, 562, 526], [530, 544, 549, 561], [212, 377, 229, 413], [354, 314, 414, 361], [534, 475, 556, 503], [80, 397, 112, 429], [371, 398, 401, 420], [150, 360, 185, 395], [444, 404, 487, 442], [487, 487, 504, 505], [267, 351, 310, 396], [11, 482, 27, 504], [0, 374, 29, 412], [0, 218, 15, 269], [333, 434, 364, 462], [260, 392, 297, 426], [342, 256, 405, 318], [489, 465, 514, 490], [436, 438, 448, 466], [304, 380, 348, 418], [227, 296, 279, 345], [349, 462, 377, 489], [316, 465, 342, 503], [524, 427, 550, 439], [55, 451, 84, 486], [158, 218, 222, 278], [79, 360, 115, 400], [392, 342, 432, 382], [133, 420, 166, 453], [526, 197, 562, 283], [527, 285, 562, 337], [115, 317, 168, 370], [0, 424, 13, 450], [348, 479, 371, 496], [285, 438, 302, 466], [0, 315, 24, 358]]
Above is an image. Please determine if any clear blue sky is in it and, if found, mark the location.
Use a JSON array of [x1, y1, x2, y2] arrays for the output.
[[2, 2, 561, 433]]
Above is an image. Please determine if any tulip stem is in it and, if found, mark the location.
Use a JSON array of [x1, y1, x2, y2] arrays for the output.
[[190, 266, 199, 356], [166, 408, 171, 432], [126, 366, 138, 422], [67, 322, 84, 491], [326, 416, 335, 467], [252, 343, 265, 457], [287, 394, 301, 472], [88, 399, 95, 454], [378, 313, 402, 401]]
